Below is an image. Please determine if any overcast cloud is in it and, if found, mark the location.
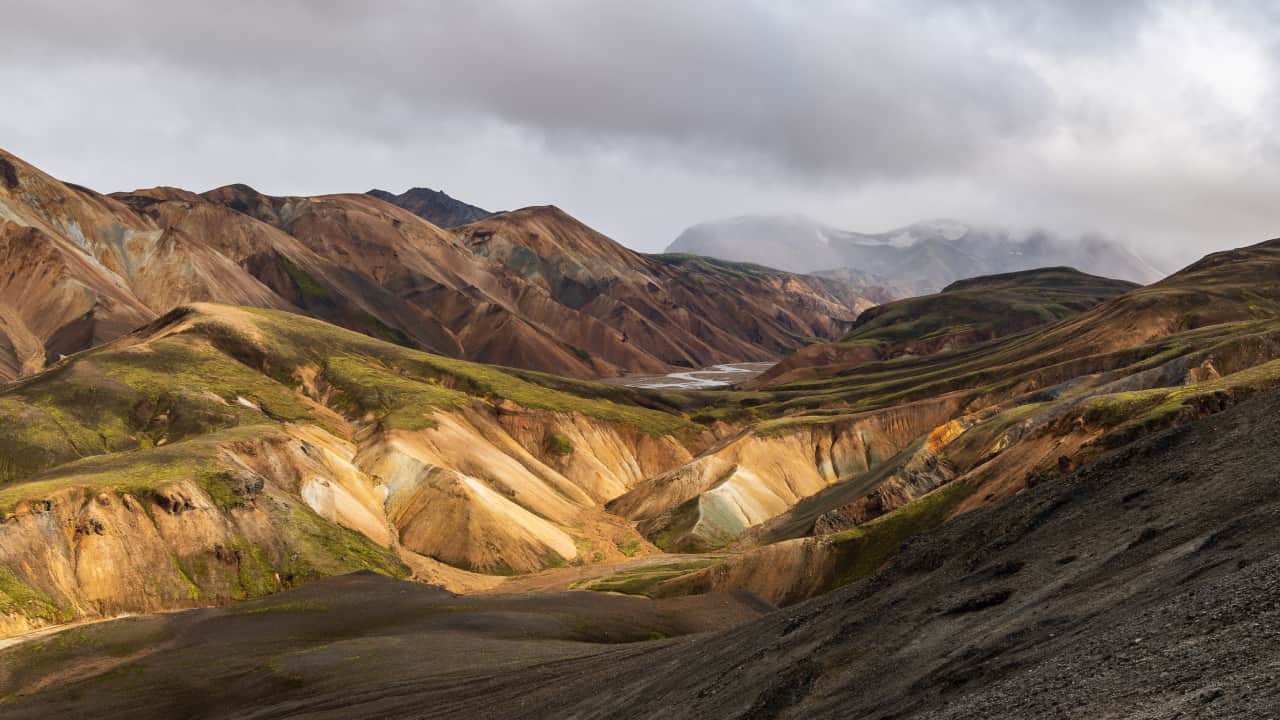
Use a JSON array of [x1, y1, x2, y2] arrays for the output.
[[1, 0, 1277, 263]]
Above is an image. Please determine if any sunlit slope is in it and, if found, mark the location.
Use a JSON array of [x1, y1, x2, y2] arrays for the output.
[[0, 303, 711, 636]]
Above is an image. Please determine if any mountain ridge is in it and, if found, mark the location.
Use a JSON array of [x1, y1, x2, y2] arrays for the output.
[[0, 148, 871, 383], [367, 186, 494, 227]]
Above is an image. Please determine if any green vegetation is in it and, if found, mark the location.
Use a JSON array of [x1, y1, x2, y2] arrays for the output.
[[232, 307, 702, 441], [1084, 356, 1280, 442], [0, 567, 67, 623], [615, 539, 642, 557], [365, 315, 414, 347], [93, 337, 312, 424], [573, 558, 722, 597], [281, 506, 410, 580], [828, 479, 979, 587], [321, 355, 467, 430], [830, 268, 1135, 355], [278, 254, 334, 304], [0, 426, 273, 515], [544, 432, 574, 456], [649, 253, 784, 281]]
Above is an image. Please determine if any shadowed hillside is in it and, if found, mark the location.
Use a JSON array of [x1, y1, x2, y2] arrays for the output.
[[367, 186, 494, 227]]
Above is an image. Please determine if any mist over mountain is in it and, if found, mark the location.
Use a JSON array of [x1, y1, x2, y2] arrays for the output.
[[668, 214, 1166, 294]]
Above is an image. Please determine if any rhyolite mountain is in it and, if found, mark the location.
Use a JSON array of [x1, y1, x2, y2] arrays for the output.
[[366, 186, 494, 227], [668, 213, 1166, 293], [5, 242, 1280, 717], [4, 233, 1280, 640], [7, 148, 1280, 718], [0, 148, 870, 383], [595, 237, 1280, 585]]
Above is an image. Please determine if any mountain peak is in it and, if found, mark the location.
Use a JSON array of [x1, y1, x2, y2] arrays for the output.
[[366, 186, 492, 228]]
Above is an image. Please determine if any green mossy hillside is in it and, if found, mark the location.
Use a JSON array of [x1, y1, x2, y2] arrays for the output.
[[204, 307, 703, 440]]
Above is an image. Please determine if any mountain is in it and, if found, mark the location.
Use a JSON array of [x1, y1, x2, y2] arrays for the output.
[[4, 237, 1280, 639], [4, 234, 1280, 716], [668, 214, 1166, 292], [757, 267, 1139, 385], [366, 186, 493, 227], [0, 149, 869, 383], [7, 150, 1280, 715]]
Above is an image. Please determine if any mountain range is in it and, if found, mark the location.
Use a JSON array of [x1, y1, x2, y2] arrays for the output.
[[0, 149, 870, 384], [668, 214, 1167, 294], [5, 149, 1280, 717]]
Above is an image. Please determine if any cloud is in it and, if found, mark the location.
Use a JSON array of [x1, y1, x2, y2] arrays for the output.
[[0, 0, 1277, 260]]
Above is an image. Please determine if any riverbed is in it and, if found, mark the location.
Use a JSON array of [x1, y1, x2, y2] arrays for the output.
[[602, 361, 775, 390]]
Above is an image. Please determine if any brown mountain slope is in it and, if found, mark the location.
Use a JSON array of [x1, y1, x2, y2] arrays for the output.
[[0, 148, 870, 382], [195, 187, 868, 376], [456, 208, 867, 370]]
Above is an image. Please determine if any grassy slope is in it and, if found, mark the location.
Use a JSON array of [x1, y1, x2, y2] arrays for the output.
[[838, 267, 1136, 348], [0, 303, 705, 496]]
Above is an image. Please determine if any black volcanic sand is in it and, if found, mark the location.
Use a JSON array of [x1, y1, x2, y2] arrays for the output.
[[8, 390, 1280, 718], [0, 580, 770, 719]]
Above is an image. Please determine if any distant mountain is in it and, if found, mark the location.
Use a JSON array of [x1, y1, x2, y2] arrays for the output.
[[367, 187, 493, 227], [668, 214, 1166, 293]]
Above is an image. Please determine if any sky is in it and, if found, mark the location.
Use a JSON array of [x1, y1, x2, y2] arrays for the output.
[[2, 1, 1277, 264]]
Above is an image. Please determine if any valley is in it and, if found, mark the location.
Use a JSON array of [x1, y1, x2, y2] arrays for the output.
[[9, 2, 1280, 716], [3, 154, 1280, 718]]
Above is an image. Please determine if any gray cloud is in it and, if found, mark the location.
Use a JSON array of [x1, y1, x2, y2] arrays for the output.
[[0, 0, 1277, 262]]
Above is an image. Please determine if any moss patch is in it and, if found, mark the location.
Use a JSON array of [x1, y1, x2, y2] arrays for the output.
[[544, 432, 574, 456], [828, 479, 978, 587], [0, 567, 67, 624]]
